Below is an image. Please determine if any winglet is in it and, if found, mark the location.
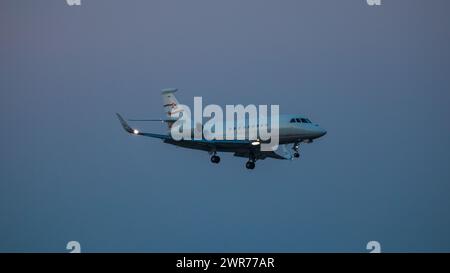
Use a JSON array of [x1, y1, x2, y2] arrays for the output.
[[116, 113, 135, 134]]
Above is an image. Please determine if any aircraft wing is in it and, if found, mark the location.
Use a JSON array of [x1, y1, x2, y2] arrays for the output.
[[117, 113, 251, 145], [233, 144, 295, 160], [116, 113, 170, 140], [117, 113, 290, 160], [233, 151, 288, 160]]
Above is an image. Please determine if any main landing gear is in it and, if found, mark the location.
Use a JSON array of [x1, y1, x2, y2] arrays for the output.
[[245, 160, 255, 170], [210, 152, 221, 164], [245, 153, 256, 170]]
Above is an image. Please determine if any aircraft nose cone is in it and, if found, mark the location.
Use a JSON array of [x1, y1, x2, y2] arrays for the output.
[[315, 128, 327, 138]]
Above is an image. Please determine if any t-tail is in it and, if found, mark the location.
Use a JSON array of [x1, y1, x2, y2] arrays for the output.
[[161, 88, 184, 129], [162, 88, 183, 118]]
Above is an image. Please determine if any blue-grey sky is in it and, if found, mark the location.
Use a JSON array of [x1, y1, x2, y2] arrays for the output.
[[1, 0, 450, 252]]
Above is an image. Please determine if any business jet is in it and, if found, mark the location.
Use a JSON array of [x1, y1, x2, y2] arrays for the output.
[[117, 89, 326, 169]]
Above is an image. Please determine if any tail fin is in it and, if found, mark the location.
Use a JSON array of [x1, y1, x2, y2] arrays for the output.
[[162, 88, 188, 130], [162, 88, 184, 118]]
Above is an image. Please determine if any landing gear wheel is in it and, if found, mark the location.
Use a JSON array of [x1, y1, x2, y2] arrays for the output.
[[293, 143, 300, 158], [211, 155, 221, 164], [245, 161, 255, 169]]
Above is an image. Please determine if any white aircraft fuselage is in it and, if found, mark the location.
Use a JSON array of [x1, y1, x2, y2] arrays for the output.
[[117, 89, 326, 169]]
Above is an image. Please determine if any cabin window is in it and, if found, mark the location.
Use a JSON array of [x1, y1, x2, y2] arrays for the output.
[[290, 118, 296, 123], [296, 118, 301, 123]]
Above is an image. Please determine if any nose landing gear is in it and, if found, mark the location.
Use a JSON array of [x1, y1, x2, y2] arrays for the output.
[[293, 143, 300, 158]]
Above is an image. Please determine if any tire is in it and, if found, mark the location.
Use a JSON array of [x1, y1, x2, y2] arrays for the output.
[[211, 155, 220, 164], [245, 161, 255, 169]]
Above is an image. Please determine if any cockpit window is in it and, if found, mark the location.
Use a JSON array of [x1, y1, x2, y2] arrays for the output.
[[291, 117, 312, 123], [301, 118, 312, 123]]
